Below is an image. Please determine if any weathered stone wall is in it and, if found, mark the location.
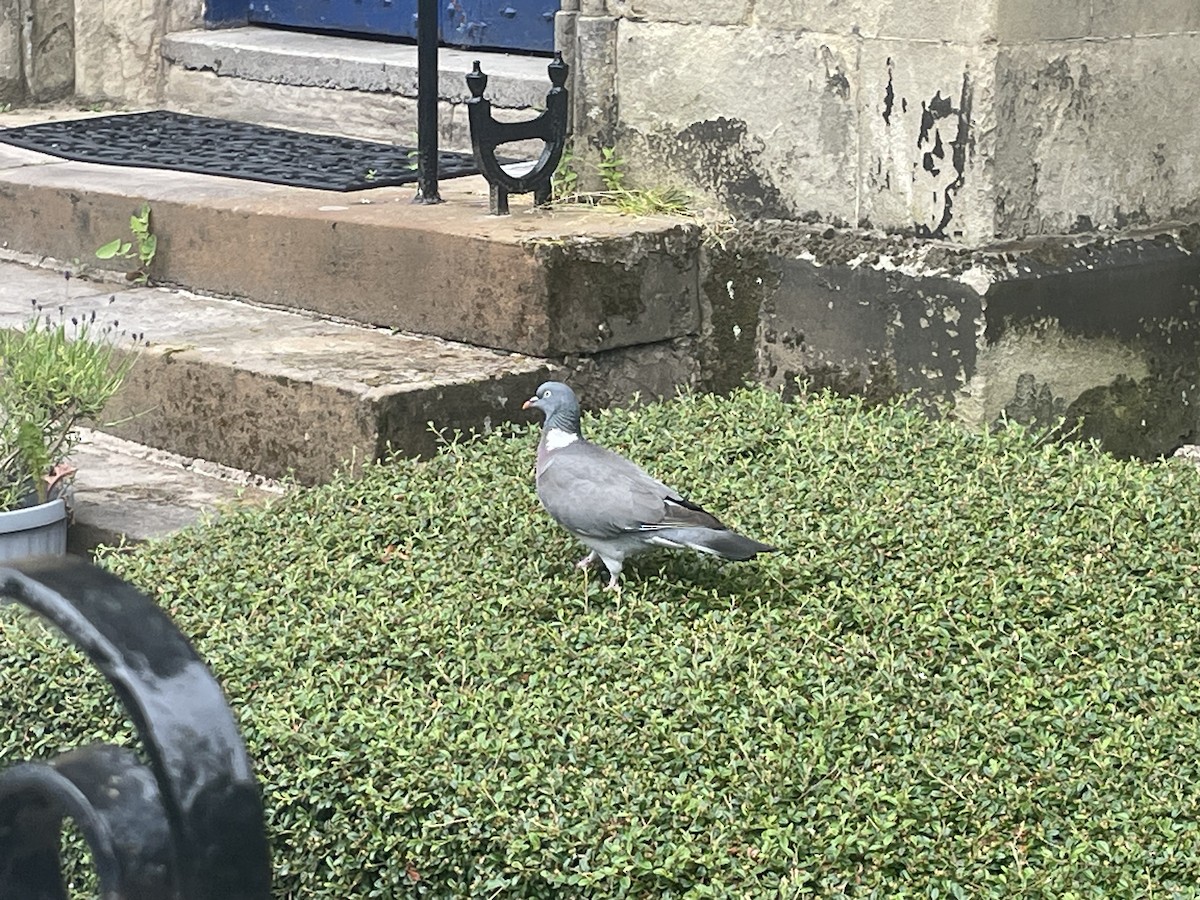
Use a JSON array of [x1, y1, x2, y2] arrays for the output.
[[992, 36, 1200, 236], [562, 0, 1200, 245], [0, 0, 21, 102], [74, 0, 202, 104], [0, 0, 198, 107], [0, 0, 75, 104], [694, 221, 1200, 458], [552, 0, 1200, 455]]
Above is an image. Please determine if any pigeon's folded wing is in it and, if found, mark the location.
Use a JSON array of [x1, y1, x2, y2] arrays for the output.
[[537, 441, 722, 538]]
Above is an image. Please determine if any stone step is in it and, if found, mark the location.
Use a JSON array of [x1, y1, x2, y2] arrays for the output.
[[0, 112, 701, 357], [0, 259, 551, 484], [67, 429, 283, 556], [160, 27, 552, 153]]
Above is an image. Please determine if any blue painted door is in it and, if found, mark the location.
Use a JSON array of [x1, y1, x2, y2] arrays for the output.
[[245, 0, 555, 52]]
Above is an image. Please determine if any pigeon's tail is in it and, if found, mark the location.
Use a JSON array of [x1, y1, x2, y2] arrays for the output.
[[650, 527, 776, 561]]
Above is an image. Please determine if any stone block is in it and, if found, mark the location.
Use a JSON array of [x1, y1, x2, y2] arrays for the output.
[[26, 0, 73, 101], [740, 220, 1200, 458], [957, 236, 1200, 457], [67, 430, 278, 554], [74, 0, 202, 104], [539, 226, 700, 354], [994, 0, 1090, 42], [161, 29, 551, 109], [0, 145, 702, 357], [0, 0, 22, 103], [615, 21, 859, 223], [758, 247, 984, 403], [568, 12, 619, 167], [1090, 0, 1200, 36], [993, 37, 1200, 237], [161, 66, 547, 158], [606, 0, 748, 26], [856, 40, 997, 244], [0, 263, 553, 482], [763, 0, 995, 43]]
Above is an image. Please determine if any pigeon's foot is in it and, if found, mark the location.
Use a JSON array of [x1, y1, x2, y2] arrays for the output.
[[604, 574, 622, 593], [575, 551, 598, 571]]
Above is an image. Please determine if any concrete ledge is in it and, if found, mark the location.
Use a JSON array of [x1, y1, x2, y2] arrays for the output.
[[163, 27, 553, 109], [739, 220, 1200, 457], [160, 28, 553, 154], [0, 139, 702, 356], [67, 430, 282, 555], [0, 261, 552, 482]]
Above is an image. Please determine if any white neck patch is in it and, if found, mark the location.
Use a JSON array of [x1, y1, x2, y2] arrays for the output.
[[544, 428, 579, 451]]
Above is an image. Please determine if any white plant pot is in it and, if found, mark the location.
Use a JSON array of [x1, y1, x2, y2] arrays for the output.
[[0, 497, 68, 562]]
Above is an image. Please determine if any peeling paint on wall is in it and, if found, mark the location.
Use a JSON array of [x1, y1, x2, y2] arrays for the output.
[[869, 55, 981, 241], [912, 74, 972, 239]]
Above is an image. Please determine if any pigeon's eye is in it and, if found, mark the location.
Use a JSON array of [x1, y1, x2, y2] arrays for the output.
[[542, 390, 551, 398]]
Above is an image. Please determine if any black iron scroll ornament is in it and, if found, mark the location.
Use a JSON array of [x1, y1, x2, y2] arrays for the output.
[[0, 557, 270, 900], [466, 52, 570, 215]]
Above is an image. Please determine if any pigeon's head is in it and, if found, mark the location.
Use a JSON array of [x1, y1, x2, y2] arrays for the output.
[[522, 381, 582, 433]]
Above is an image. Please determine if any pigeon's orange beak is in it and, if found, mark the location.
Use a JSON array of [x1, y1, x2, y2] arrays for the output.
[[521, 397, 536, 410]]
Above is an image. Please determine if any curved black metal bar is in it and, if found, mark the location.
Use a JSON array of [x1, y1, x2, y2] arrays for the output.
[[467, 52, 569, 214], [0, 557, 270, 900], [0, 744, 173, 899]]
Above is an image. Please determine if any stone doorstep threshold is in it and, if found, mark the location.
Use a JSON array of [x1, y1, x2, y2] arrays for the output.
[[74, 428, 289, 496], [66, 428, 287, 554], [162, 27, 555, 110]]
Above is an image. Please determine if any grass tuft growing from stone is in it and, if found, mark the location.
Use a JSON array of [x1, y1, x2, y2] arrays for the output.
[[4, 387, 1200, 897]]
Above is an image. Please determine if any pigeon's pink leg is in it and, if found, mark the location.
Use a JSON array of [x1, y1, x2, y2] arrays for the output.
[[575, 550, 598, 570]]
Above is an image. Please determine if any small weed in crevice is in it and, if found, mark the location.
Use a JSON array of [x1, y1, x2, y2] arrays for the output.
[[95, 203, 157, 285], [551, 145, 692, 216]]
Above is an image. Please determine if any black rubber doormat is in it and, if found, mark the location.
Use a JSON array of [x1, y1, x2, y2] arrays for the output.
[[0, 110, 483, 191]]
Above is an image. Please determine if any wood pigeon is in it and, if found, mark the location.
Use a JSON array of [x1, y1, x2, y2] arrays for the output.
[[523, 381, 775, 590]]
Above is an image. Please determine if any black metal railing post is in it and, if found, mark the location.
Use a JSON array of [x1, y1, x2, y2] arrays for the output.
[[413, 0, 443, 204]]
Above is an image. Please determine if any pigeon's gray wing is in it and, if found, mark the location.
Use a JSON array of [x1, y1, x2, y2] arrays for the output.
[[537, 441, 725, 539]]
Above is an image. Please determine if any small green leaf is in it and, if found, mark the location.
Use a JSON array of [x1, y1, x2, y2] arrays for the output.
[[94, 238, 129, 260], [138, 234, 158, 265]]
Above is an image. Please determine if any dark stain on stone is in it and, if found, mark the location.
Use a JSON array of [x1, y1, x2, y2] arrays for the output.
[[1038, 57, 1074, 91], [917, 93, 955, 148], [1035, 57, 1093, 118], [827, 69, 851, 99], [921, 128, 946, 175], [1070, 214, 1095, 234], [699, 245, 781, 395], [821, 46, 851, 99], [654, 118, 791, 219], [882, 58, 895, 125], [1066, 374, 1197, 460], [1114, 205, 1152, 229], [1001, 372, 1065, 427]]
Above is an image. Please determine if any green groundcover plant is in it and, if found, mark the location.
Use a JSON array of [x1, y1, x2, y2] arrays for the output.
[[4, 388, 1200, 898]]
